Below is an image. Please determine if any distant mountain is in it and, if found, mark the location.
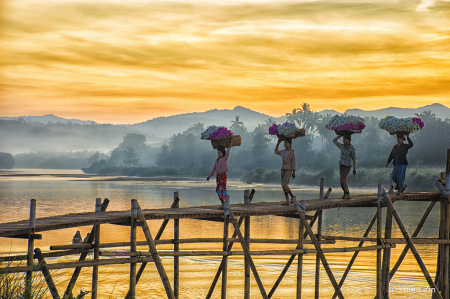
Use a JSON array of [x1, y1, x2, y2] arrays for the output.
[[130, 106, 274, 136], [344, 104, 450, 120], [1, 104, 448, 153], [0, 114, 98, 125]]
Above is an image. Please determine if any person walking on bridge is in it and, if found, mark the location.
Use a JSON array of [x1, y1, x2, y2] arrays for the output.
[[275, 138, 297, 205], [333, 135, 357, 199], [386, 132, 413, 195]]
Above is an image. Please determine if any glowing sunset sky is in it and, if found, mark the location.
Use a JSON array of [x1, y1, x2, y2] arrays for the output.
[[1, 0, 449, 124]]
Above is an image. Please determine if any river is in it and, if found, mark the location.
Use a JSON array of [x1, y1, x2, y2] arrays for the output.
[[0, 169, 440, 298]]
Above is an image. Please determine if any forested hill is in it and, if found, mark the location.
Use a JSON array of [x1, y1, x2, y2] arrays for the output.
[[1, 104, 449, 155]]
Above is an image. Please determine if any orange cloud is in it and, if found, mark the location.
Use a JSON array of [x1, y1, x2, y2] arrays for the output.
[[1, 0, 449, 123]]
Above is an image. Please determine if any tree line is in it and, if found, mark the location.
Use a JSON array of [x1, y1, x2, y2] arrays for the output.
[[81, 105, 450, 190]]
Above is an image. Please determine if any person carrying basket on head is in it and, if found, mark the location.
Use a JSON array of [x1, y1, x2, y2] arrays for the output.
[[275, 138, 297, 205], [386, 132, 413, 195], [333, 135, 357, 199], [207, 137, 234, 209]]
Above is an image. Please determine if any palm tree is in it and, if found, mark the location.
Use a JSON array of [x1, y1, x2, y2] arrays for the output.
[[316, 114, 335, 149], [230, 115, 246, 135], [297, 103, 312, 126], [263, 117, 275, 130], [285, 108, 301, 126]]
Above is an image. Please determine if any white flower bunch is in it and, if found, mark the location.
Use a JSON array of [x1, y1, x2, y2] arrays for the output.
[[201, 125, 221, 140], [277, 122, 298, 136], [378, 116, 420, 134], [325, 114, 365, 130]]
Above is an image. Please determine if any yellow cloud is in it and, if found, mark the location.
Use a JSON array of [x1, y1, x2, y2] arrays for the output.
[[1, 0, 449, 123]]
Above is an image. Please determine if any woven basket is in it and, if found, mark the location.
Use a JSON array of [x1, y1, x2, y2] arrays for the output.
[[277, 128, 306, 141], [210, 135, 241, 149], [334, 129, 362, 136], [390, 131, 411, 137]]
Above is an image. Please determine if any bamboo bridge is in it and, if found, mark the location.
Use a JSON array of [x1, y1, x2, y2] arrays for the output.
[[1, 150, 449, 299]]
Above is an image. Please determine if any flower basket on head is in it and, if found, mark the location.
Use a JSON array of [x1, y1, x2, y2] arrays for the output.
[[378, 116, 424, 137], [325, 115, 365, 136], [201, 126, 241, 149], [211, 135, 242, 149], [268, 122, 305, 140]]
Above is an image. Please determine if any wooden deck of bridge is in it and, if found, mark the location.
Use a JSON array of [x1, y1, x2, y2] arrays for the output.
[[0, 191, 444, 238]]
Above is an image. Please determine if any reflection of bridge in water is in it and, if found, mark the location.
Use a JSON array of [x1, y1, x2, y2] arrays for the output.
[[1, 150, 449, 299]]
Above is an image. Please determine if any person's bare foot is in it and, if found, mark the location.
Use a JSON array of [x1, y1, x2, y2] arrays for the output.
[[217, 206, 224, 210], [282, 201, 290, 205]]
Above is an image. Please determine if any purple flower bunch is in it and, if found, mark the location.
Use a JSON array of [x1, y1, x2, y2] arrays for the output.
[[209, 127, 233, 140], [412, 117, 424, 129], [331, 122, 366, 131], [268, 123, 279, 135]]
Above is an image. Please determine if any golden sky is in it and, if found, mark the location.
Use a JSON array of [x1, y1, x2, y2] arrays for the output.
[[1, 0, 449, 124]]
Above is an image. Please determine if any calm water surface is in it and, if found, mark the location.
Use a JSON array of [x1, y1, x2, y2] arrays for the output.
[[0, 169, 440, 298]]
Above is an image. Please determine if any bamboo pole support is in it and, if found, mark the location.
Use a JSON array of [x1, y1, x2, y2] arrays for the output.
[[244, 190, 251, 299], [268, 211, 319, 298], [136, 201, 175, 299], [381, 187, 443, 299], [2, 248, 91, 262], [321, 236, 449, 244], [297, 209, 304, 299], [64, 198, 109, 298], [125, 195, 180, 299], [269, 187, 331, 298], [50, 237, 333, 251], [206, 190, 254, 299], [25, 199, 36, 298], [222, 195, 230, 299], [34, 248, 60, 299], [376, 184, 382, 299], [382, 203, 393, 296], [292, 198, 344, 299], [174, 192, 180, 299], [92, 197, 102, 299], [98, 244, 396, 258], [314, 178, 324, 299], [444, 200, 449, 299], [388, 172, 394, 194], [1, 257, 155, 274], [229, 210, 269, 299], [129, 199, 138, 299], [332, 211, 378, 299], [388, 201, 436, 281], [2, 244, 400, 275], [446, 149, 450, 190]]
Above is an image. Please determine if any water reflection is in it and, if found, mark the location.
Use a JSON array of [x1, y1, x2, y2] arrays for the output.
[[0, 170, 440, 298]]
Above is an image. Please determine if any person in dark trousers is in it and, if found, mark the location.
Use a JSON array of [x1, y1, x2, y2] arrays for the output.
[[386, 132, 413, 195], [333, 135, 357, 199]]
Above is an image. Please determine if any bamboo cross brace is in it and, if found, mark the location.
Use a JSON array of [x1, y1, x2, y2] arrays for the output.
[[269, 187, 331, 299], [292, 198, 344, 299], [381, 188, 443, 299], [136, 203, 175, 299], [124, 196, 180, 299], [63, 198, 109, 298], [206, 191, 254, 299], [34, 248, 60, 299], [204, 216, 247, 299], [229, 210, 269, 299], [388, 200, 436, 281], [268, 211, 319, 298], [332, 210, 378, 299]]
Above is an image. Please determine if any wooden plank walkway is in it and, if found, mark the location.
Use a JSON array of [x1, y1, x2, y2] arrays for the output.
[[0, 191, 443, 238]]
